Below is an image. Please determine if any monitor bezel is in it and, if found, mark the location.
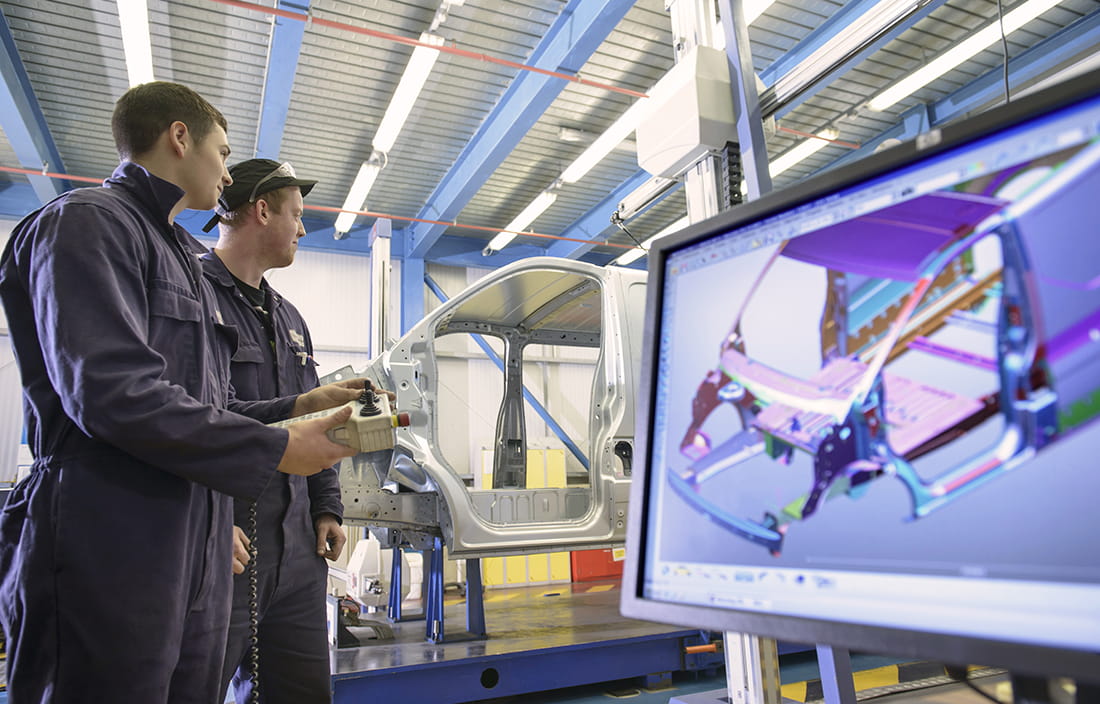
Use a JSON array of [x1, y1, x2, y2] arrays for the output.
[[621, 68, 1100, 683]]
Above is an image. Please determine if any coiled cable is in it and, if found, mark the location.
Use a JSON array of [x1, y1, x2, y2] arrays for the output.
[[247, 501, 261, 704]]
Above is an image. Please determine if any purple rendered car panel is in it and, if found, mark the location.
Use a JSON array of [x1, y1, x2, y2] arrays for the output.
[[781, 191, 1006, 281]]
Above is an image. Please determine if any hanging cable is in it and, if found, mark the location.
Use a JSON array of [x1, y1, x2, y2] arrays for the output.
[[996, 0, 1011, 104], [609, 211, 646, 249]]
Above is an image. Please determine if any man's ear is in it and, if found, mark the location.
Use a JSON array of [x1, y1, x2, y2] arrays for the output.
[[255, 198, 271, 224], [167, 120, 189, 158]]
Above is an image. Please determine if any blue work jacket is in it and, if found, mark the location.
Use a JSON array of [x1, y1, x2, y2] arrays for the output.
[[0, 163, 294, 671], [200, 251, 343, 572]]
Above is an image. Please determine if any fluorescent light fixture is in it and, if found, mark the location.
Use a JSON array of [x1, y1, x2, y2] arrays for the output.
[[560, 99, 649, 183], [486, 191, 558, 252], [745, 0, 778, 25], [116, 0, 154, 86], [868, 0, 1063, 111], [613, 215, 690, 266], [768, 128, 839, 178], [373, 33, 444, 153], [334, 160, 382, 234], [335, 32, 443, 234]]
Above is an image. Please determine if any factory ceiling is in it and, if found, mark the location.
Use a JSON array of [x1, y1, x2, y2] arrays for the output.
[[0, 0, 1097, 267]]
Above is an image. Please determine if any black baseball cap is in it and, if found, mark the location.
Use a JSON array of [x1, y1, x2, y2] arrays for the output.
[[202, 158, 317, 232]]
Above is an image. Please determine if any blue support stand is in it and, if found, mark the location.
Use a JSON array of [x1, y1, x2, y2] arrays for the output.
[[465, 558, 486, 638], [426, 537, 446, 642], [422, 537, 486, 644], [387, 546, 405, 622]]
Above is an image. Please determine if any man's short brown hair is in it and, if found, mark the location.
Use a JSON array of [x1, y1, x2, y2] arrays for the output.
[[112, 82, 227, 160], [220, 187, 293, 229]]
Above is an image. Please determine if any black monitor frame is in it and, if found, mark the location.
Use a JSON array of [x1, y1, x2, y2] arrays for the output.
[[621, 68, 1100, 683]]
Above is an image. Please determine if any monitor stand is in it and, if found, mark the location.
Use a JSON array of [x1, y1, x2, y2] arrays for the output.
[[722, 634, 855, 704], [814, 644, 857, 704]]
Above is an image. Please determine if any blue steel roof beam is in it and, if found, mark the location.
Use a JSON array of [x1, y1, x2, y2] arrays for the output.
[[821, 10, 1100, 174], [254, 0, 310, 159], [0, 8, 69, 203], [758, 0, 950, 121], [546, 169, 671, 260], [406, 0, 635, 259], [929, 9, 1100, 126]]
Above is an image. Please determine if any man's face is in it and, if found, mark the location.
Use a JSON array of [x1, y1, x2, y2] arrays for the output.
[[260, 187, 306, 269], [182, 125, 232, 212]]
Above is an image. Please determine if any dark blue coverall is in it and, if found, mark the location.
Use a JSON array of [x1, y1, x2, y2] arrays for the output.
[[201, 252, 342, 704], [0, 163, 293, 704]]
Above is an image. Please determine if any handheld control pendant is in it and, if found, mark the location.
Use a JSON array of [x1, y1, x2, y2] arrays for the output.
[[272, 388, 411, 452]]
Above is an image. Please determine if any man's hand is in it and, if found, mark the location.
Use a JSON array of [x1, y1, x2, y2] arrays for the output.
[[292, 378, 398, 417], [277, 406, 358, 476], [292, 378, 367, 417], [315, 514, 347, 561], [232, 525, 251, 575]]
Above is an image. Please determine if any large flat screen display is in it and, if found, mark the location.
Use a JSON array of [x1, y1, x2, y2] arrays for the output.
[[622, 70, 1100, 681]]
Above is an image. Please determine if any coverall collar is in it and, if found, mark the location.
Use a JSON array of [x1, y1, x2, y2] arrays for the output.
[[199, 250, 281, 305], [104, 161, 187, 228]]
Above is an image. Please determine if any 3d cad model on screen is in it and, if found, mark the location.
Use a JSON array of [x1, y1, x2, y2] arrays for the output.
[[671, 140, 1100, 555]]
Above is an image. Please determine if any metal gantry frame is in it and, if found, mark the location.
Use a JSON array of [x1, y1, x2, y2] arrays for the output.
[[664, 1, 855, 703]]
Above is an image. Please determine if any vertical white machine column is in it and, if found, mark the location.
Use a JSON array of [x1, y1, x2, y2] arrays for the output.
[[664, 1, 781, 702], [368, 218, 393, 358]]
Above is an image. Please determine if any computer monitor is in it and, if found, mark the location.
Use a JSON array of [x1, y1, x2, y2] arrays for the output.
[[621, 69, 1100, 683]]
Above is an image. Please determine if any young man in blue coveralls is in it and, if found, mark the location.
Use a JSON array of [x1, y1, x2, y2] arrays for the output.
[[0, 82, 364, 704], [200, 159, 345, 704]]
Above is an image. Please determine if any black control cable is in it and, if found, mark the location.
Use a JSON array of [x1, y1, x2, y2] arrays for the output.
[[247, 502, 261, 704], [609, 211, 647, 250]]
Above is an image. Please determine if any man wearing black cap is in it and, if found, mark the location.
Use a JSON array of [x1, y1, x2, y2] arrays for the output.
[[202, 158, 344, 704]]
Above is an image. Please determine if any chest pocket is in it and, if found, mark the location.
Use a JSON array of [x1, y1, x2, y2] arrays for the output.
[[147, 279, 203, 394], [209, 321, 240, 406], [229, 339, 273, 401], [281, 336, 320, 392]]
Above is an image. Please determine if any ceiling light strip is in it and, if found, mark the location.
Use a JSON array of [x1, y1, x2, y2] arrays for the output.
[[486, 190, 558, 251], [116, 0, 155, 86], [768, 128, 839, 177], [204, 0, 649, 99], [306, 203, 632, 248], [776, 125, 861, 149], [867, 0, 1064, 111]]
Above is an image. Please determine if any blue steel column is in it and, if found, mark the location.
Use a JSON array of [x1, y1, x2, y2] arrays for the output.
[[399, 251, 425, 335], [464, 559, 486, 638], [387, 546, 405, 622], [426, 537, 446, 642]]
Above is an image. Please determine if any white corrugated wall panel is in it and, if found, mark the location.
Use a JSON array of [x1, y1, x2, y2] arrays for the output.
[[0, 226, 22, 482]]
